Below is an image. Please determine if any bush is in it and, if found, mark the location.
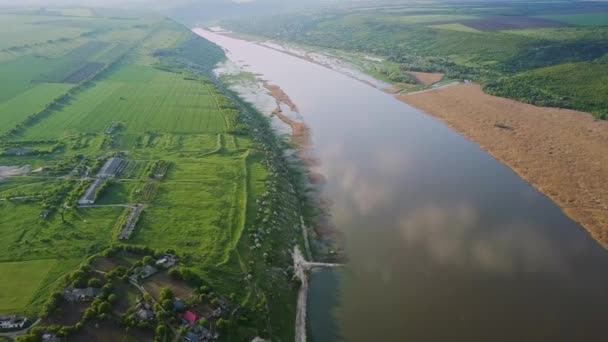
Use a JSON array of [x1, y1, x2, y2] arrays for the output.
[[88, 278, 102, 288]]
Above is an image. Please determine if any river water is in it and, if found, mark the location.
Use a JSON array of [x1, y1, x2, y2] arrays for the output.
[[193, 29, 608, 342]]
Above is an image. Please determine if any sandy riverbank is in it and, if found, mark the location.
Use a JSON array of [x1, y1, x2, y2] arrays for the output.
[[399, 83, 608, 247]]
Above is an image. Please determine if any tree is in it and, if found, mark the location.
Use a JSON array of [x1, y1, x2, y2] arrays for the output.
[[143, 256, 154, 265], [98, 301, 111, 315], [168, 268, 181, 280], [156, 325, 167, 337], [108, 294, 118, 303], [216, 318, 231, 331], [88, 278, 102, 288], [159, 287, 174, 301], [161, 299, 173, 311]]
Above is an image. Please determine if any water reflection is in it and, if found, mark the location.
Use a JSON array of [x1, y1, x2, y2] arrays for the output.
[[194, 28, 608, 342]]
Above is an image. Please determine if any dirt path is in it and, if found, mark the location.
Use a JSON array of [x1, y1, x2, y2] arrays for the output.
[[399, 83, 608, 247]]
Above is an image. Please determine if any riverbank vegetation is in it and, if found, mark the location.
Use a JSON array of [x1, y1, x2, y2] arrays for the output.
[[221, 1, 608, 118], [0, 7, 306, 341]]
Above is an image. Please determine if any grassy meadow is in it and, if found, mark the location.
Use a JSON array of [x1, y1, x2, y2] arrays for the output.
[[0, 8, 305, 340]]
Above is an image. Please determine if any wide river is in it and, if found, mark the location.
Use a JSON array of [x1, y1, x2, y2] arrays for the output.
[[194, 29, 608, 341]]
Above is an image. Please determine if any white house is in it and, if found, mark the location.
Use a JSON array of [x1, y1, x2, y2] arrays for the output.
[[0, 315, 27, 329]]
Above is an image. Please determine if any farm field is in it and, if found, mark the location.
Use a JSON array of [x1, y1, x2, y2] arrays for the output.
[[0, 259, 57, 313], [0, 7, 305, 341]]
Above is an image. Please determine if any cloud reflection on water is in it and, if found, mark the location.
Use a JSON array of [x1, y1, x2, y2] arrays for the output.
[[398, 203, 569, 276]]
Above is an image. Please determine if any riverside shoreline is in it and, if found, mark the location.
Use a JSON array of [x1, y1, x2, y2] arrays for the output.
[[400, 83, 608, 247]]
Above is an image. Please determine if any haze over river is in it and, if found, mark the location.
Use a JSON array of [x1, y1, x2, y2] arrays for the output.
[[194, 29, 608, 342]]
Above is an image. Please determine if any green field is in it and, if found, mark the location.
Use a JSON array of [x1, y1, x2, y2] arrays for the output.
[[429, 23, 481, 33], [0, 8, 304, 340], [0, 259, 57, 313], [540, 13, 608, 26]]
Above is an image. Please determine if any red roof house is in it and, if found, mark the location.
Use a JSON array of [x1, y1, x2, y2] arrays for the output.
[[183, 311, 200, 325]]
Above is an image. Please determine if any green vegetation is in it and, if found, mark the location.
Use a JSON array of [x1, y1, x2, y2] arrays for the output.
[[0, 259, 57, 313], [222, 1, 608, 117], [540, 13, 608, 26], [486, 62, 608, 118], [0, 7, 308, 341]]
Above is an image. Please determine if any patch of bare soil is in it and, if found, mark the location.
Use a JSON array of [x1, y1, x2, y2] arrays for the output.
[[71, 320, 152, 342], [399, 83, 608, 246], [91, 257, 131, 272], [0, 165, 30, 181], [263, 82, 311, 151], [408, 71, 444, 85], [43, 302, 89, 326], [262, 81, 341, 255], [142, 272, 194, 301]]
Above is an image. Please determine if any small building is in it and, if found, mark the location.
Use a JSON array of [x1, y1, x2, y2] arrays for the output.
[[185, 332, 199, 342], [42, 332, 61, 342], [78, 178, 104, 206], [155, 254, 178, 269], [134, 301, 155, 322], [131, 265, 158, 281], [0, 315, 27, 329], [192, 325, 213, 341], [64, 287, 100, 302], [97, 157, 123, 178], [183, 311, 200, 325], [140, 265, 157, 279], [173, 299, 186, 311], [40, 210, 50, 219]]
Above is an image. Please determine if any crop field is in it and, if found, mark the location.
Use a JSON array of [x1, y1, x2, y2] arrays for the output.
[[23, 67, 227, 139], [0, 83, 72, 135], [540, 13, 608, 26], [0, 259, 57, 313], [381, 14, 477, 24], [429, 23, 481, 33], [462, 16, 565, 31], [0, 15, 91, 51]]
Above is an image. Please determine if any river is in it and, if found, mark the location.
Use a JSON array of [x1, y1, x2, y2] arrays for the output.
[[193, 29, 608, 342]]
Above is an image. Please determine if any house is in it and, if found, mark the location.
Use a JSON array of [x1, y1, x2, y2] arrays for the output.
[[130, 265, 158, 282], [42, 332, 61, 342], [64, 287, 100, 302], [97, 157, 123, 178], [192, 326, 213, 341], [0, 315, 27, 329], [173, 299, 186, 311], [183, 311, 200, 325], [78, 178, 104, 206], [185, 332, 199, 342], [134, 301, 155, 322], [139, 265, 157, 279], [155, 254, 178, 269]]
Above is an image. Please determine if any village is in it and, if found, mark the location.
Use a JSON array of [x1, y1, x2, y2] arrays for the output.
[[2, 249, 252, 342]]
